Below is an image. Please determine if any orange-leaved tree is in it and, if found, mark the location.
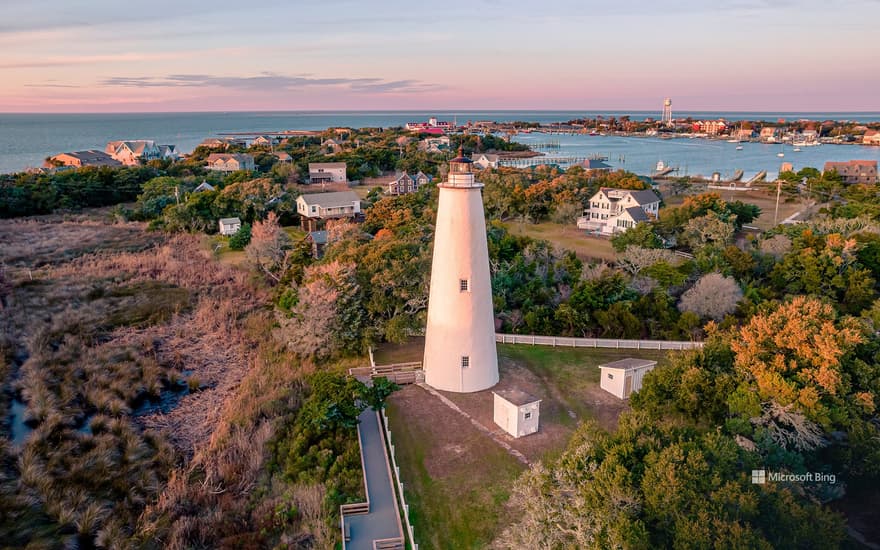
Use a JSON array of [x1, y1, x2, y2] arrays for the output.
[[731, 296, 868, 427]]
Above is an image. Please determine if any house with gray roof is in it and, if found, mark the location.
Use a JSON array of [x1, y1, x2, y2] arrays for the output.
[[577, 187, 661, 235], [296, 191, 361, 231], [46, 150, 122, 168]]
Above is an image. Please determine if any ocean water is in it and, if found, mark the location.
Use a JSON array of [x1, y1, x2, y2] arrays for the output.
[[512, 133, 880, 181], [1, 110, 879, 174]]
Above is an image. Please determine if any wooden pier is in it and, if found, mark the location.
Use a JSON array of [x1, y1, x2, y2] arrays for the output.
[[499, 156, 590, 168]]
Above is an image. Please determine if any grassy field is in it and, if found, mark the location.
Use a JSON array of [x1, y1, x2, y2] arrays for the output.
[[385, 342, 678, 548], [502, 221, 617, 262], [386, 385, 524, 550], [663, 187, 808, 230]]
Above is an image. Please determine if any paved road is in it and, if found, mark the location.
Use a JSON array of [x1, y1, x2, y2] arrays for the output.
[[344, 409, 402, 549]]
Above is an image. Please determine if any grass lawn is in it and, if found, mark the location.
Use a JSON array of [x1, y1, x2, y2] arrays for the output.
[[502, 221, 617, 262], [202, 235, 247, 266], [283, 225, 307, 240], [385, 343, 681, 548], [386, 385, 525, 550], [663, 187, 807, 230], [497, 344, 669, 429], [373, 336, 424, 365]]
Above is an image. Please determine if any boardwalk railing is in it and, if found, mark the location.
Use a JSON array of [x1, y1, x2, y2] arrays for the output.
[[380, 408, 418, 550], [495, 333, 704, 351], [340, 421, 371, 549]]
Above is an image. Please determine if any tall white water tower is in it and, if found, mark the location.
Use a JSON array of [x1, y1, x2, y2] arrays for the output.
[[423, 149, 499, 393]]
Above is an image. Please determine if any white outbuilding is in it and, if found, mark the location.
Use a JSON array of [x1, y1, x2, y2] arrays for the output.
[[218, 217, 242, 236], [493, 389, 541, 438], [599, 358, 658, 399]]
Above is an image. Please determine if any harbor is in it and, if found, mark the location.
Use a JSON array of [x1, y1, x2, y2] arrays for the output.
[[511, 132, 880, 181]]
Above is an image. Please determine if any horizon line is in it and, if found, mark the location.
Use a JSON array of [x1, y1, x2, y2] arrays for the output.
[[3, 109, 880, 116]]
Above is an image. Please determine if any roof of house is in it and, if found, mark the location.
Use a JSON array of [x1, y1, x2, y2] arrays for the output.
[[307, 230, 328, 245], [493, 389, 541, 407], [599, 358, 658, 371], [274, 152, 292, 161], [107, 140, 156, 155], [626, 189, 661, 205], [391, 172, 413, 183], [298, 191, 360, 208], [207, 153, 253, 163], [194, 182, 215, 192], [825, 160, 878, 168], [582, 158, 612, 170], [219, 217, 241, 225], [54, 150, 121, 166], [623, 206, 650, 222], [309, 162, 347, 170], [473, 153, 500, 162]]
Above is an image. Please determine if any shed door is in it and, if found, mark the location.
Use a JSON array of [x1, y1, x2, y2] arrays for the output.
[[624, 375, 633, 398]]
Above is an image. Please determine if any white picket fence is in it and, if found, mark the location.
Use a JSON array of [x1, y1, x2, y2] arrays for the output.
[[495, 333, 704, 350], [380, 408, 418, 550]]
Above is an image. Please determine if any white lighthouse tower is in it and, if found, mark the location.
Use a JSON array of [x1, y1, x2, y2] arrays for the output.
[[423, 149, 499, 393]]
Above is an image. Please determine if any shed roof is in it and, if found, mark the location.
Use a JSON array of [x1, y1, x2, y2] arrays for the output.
[[493, 389, 541, 407], [219, 217, 241, 225], [599, 358, 658, 371], [308, 230, 328, 244]]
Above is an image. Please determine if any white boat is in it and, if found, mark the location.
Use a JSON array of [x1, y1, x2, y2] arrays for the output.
[[793, 147, 801, 152], [727, 138, 739, 143], [736, 145, 744, 151], [777, 152, 785, 157]]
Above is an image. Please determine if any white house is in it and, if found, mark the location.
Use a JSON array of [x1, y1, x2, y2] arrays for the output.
[[296, 191, 361, 231], [577, 188, 660, 235], [218, 217, 242, 236], [493, 389, 541, 438], [471, 153, 500, 169], [420, 136, 451, 154], [251, 135, 279, 147], [599, 358, 658, 399], [308, 162, 347, 184], [206, 153, 255, 173], [105, 140, 170, 165]]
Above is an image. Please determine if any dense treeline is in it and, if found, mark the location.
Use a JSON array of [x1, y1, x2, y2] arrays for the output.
[[0, 166, 159, 217]]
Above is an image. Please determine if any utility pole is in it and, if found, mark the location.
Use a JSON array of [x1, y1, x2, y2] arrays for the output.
[[175, 186, 180, 205]]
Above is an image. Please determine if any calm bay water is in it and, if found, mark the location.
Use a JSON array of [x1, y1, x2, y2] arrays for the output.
[[512, 133, 880, 181], [1, 110, 879, 175]]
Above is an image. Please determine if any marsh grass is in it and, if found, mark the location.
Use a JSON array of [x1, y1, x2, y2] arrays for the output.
[[0, 220, 268, 547], [2, 216, 359, 548]]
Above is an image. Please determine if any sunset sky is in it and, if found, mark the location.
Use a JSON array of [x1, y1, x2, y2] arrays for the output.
[[2, 0, 878, 112]]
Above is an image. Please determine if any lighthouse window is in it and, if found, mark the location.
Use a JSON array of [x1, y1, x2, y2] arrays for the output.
[[461, 356, 469, 368], [459, 279, 469, 292]]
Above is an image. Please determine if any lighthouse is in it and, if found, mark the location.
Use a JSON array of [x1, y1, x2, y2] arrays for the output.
[[423, 149, 499, 393]]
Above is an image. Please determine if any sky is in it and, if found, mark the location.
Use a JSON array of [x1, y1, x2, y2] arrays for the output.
[[1, 0, 878, 112]]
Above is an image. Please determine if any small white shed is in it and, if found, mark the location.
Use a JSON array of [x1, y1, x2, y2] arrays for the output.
[[218, 217, 242, 236], [493, 389, 541, 438], [599, 358, 658, 399]]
